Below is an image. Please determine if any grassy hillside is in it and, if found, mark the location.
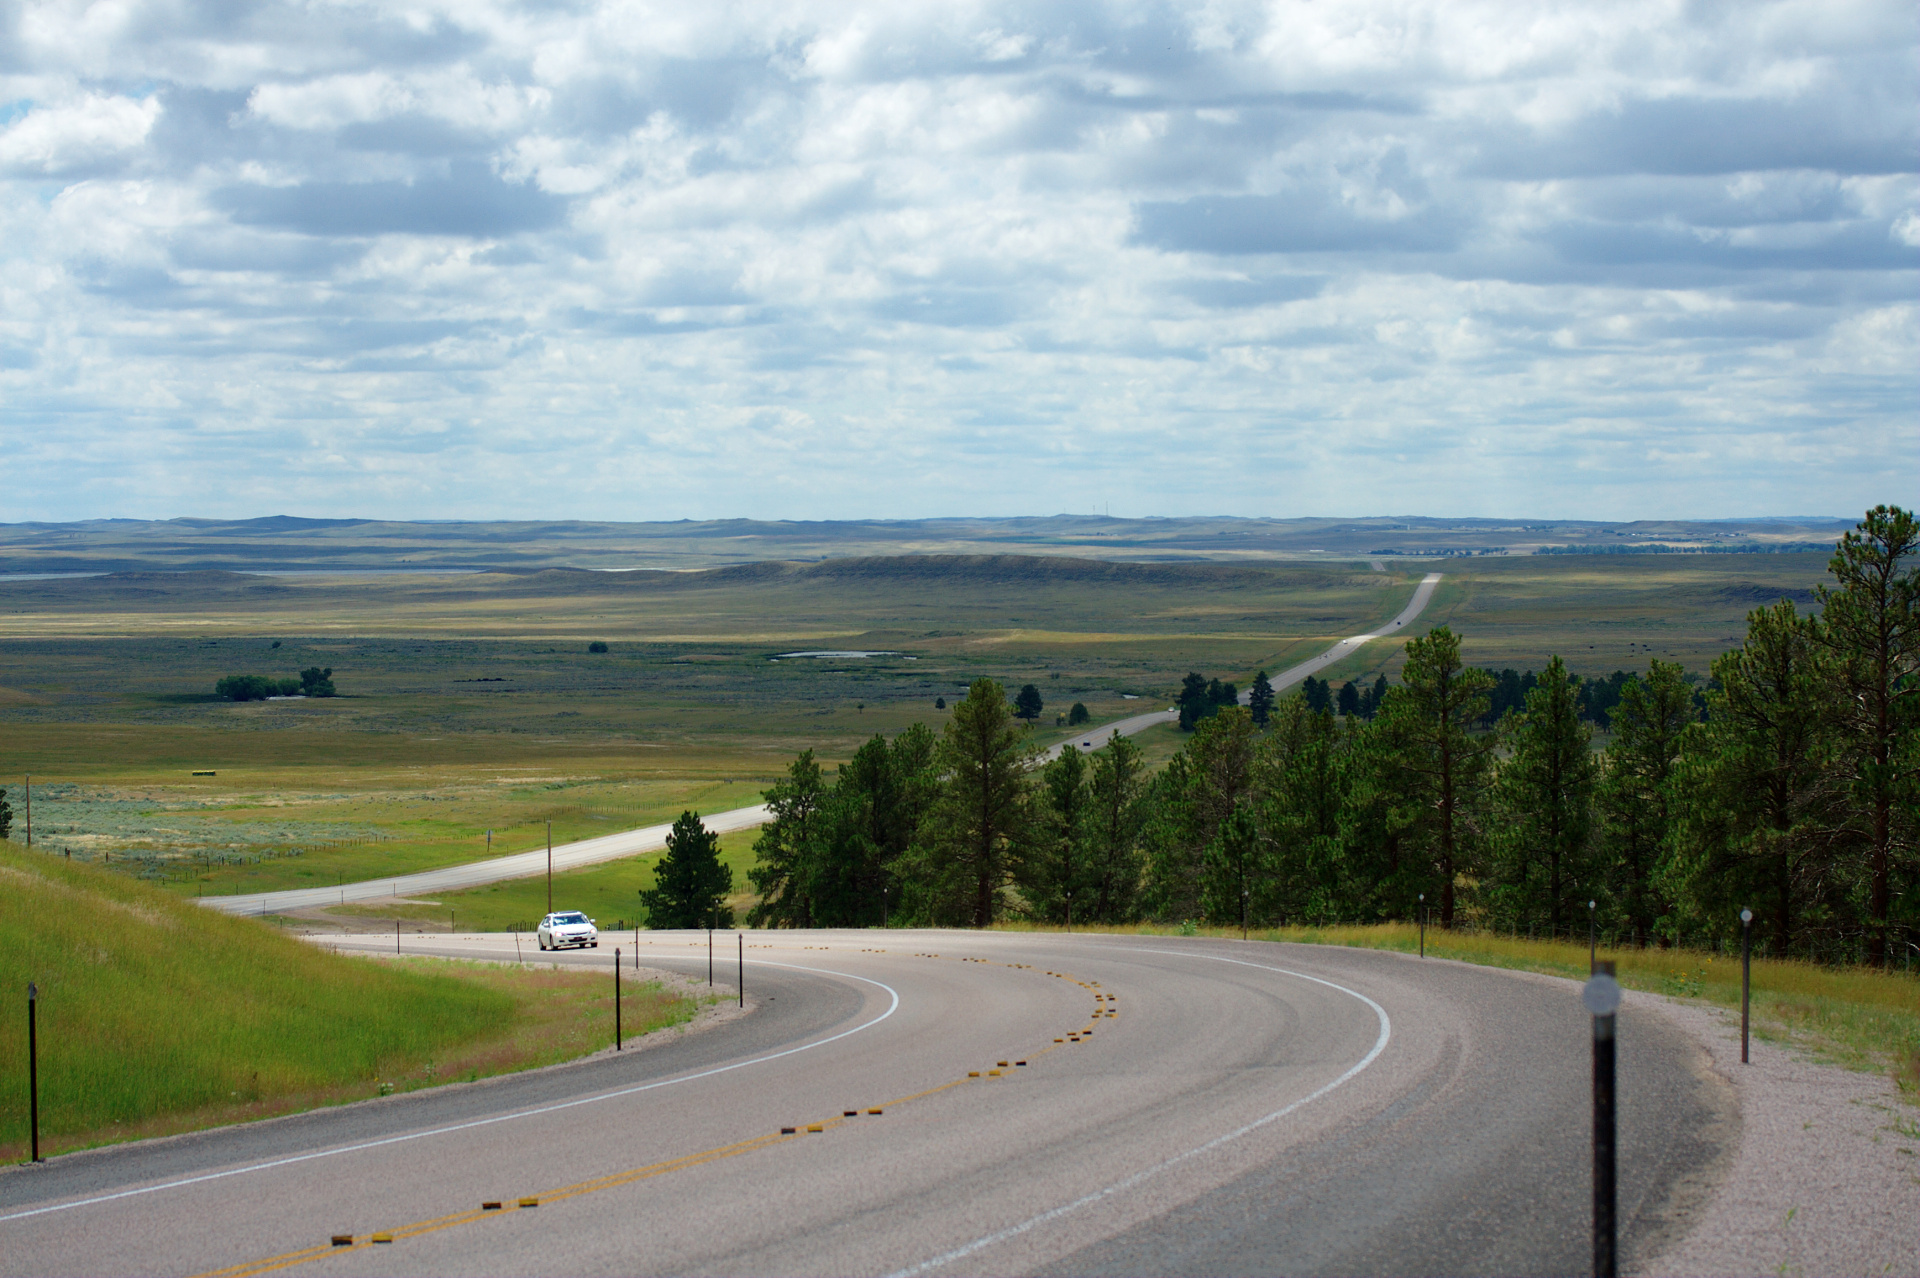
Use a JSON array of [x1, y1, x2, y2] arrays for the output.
[[0, 844, 696, 1161]]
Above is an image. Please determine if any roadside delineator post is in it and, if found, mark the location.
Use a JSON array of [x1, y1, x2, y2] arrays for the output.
[[738, 932, 744, 1008], [614, 948, 622, 1051], [708, 910, 715, 987], [395, 920, 400, 955], [1418, 893, 1426, 958], [1739, 908, 1753, 1064], [27, 982, 41, 1162], [1584, 959, 1621, 1278], [1588, 899, 1598, 974]]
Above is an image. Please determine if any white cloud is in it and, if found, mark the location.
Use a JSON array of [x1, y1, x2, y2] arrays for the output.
[[0, 93, 160, 175], [0, 0, 1912, 522]]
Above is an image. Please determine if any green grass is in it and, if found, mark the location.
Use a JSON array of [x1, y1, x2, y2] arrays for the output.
[[320, 829, 764, 932], [0, 843, 699, 1161], [990, 919, 1920, 1098]]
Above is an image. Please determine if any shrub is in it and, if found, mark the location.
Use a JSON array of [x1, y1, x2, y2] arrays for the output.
[[215, 675, 299, 701], [587, 641, 609, 653]]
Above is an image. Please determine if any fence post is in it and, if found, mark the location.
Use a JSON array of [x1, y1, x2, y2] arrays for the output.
[[27, 982, 40, 1162]]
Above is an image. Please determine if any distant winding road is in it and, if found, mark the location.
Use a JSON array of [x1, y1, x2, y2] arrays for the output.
[[204, 573, 1441, 917]]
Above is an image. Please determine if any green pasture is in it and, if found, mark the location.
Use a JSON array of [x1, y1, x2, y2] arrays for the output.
[[0, 845, 700, 1161]]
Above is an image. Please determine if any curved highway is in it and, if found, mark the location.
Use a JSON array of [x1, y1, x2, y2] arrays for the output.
[[0, 927, 1725, 1277]]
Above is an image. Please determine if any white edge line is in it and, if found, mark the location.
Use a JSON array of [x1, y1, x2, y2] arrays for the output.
[[885, 948, 1392, 1278], [0, 960, 898, 1224]]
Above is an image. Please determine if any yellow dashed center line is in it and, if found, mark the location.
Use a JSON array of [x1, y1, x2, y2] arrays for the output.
[[196, 949, 1119, 1277]]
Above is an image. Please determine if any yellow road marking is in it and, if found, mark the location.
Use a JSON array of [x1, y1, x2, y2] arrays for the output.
[[196, 951, 1115, 1277]]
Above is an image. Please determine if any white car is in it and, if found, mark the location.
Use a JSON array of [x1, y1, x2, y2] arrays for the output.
[[537, 911, 598, 950]]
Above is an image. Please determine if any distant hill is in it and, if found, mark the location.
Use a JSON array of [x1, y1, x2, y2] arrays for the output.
[[0, 514, 1851, 576]]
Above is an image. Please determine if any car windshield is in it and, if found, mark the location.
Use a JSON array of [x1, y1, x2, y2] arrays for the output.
[[555, 913, 589, 925]]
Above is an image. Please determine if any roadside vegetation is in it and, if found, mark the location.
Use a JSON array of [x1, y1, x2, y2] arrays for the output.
[[0, 846, 698, 1161]]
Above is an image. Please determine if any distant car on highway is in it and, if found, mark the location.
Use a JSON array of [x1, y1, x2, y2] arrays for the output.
[[537, 911, 598, 950]]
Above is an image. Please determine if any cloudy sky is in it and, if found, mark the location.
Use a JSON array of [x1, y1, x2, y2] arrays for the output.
[[1, 0, 1913, 523]]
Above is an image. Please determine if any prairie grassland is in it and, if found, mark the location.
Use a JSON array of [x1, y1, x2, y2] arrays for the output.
[[0, 559, 1407, 891], [0, 553, 1838, 898], [991, 920, 1920, 1097], [0, 846, 700, 1161], [1308, 552, 1833, 687]]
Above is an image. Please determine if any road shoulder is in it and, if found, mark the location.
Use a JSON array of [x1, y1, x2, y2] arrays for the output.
[[1634, 990, 1918, 1278]]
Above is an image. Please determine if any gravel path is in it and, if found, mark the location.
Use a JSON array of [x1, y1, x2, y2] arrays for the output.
[[1636, 990, 1919, 1277]]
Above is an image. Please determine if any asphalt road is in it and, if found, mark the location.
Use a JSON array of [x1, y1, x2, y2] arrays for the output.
[[0, 929, 1726, 1277], [1042, 570, 1444, 760], [207, 574, 1443, 917]]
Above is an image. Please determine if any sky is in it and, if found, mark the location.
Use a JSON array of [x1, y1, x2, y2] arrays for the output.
[[0, 0, 1914, 523]]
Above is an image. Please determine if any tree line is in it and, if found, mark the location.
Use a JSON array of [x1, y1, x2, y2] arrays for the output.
[[726, 507, 1915, 966]]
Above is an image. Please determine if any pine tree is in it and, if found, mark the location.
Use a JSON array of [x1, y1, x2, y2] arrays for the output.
[[749, 751, 827, 927], [1253, 694, 1346, 924], [1014, 683, 1046, 721], [1336, 680, 1360, 718], [1664, 601, 1843, 955], [1815, 505, 1919, 966], [1490, 656, 1596, 931], [1598, 662, 1697, 945], [1247, 671, 1276, 727], [641, 811, 734, 929], [1374, 626, 1494, 926], [903, 678, 1033, 926], [1018, 745, 1094, 922], [0, 787, 11, 841], [1177, 672, 1213, 730], [1085, 734, 1148, 922], [1201, 805, 1260, 929], [1143, 708, 1257, 918]]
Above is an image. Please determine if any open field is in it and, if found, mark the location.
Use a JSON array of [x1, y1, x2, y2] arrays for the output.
[[0, 558, 1406, 892], [0, 514, 1852, 574], [992, 920, 1920, 1099], [0, 551, 1837, 899], [0, 846, 700, 1162]]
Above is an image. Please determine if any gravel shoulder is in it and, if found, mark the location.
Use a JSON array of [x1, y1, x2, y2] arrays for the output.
[[1635, 989, 1919, 1278]]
